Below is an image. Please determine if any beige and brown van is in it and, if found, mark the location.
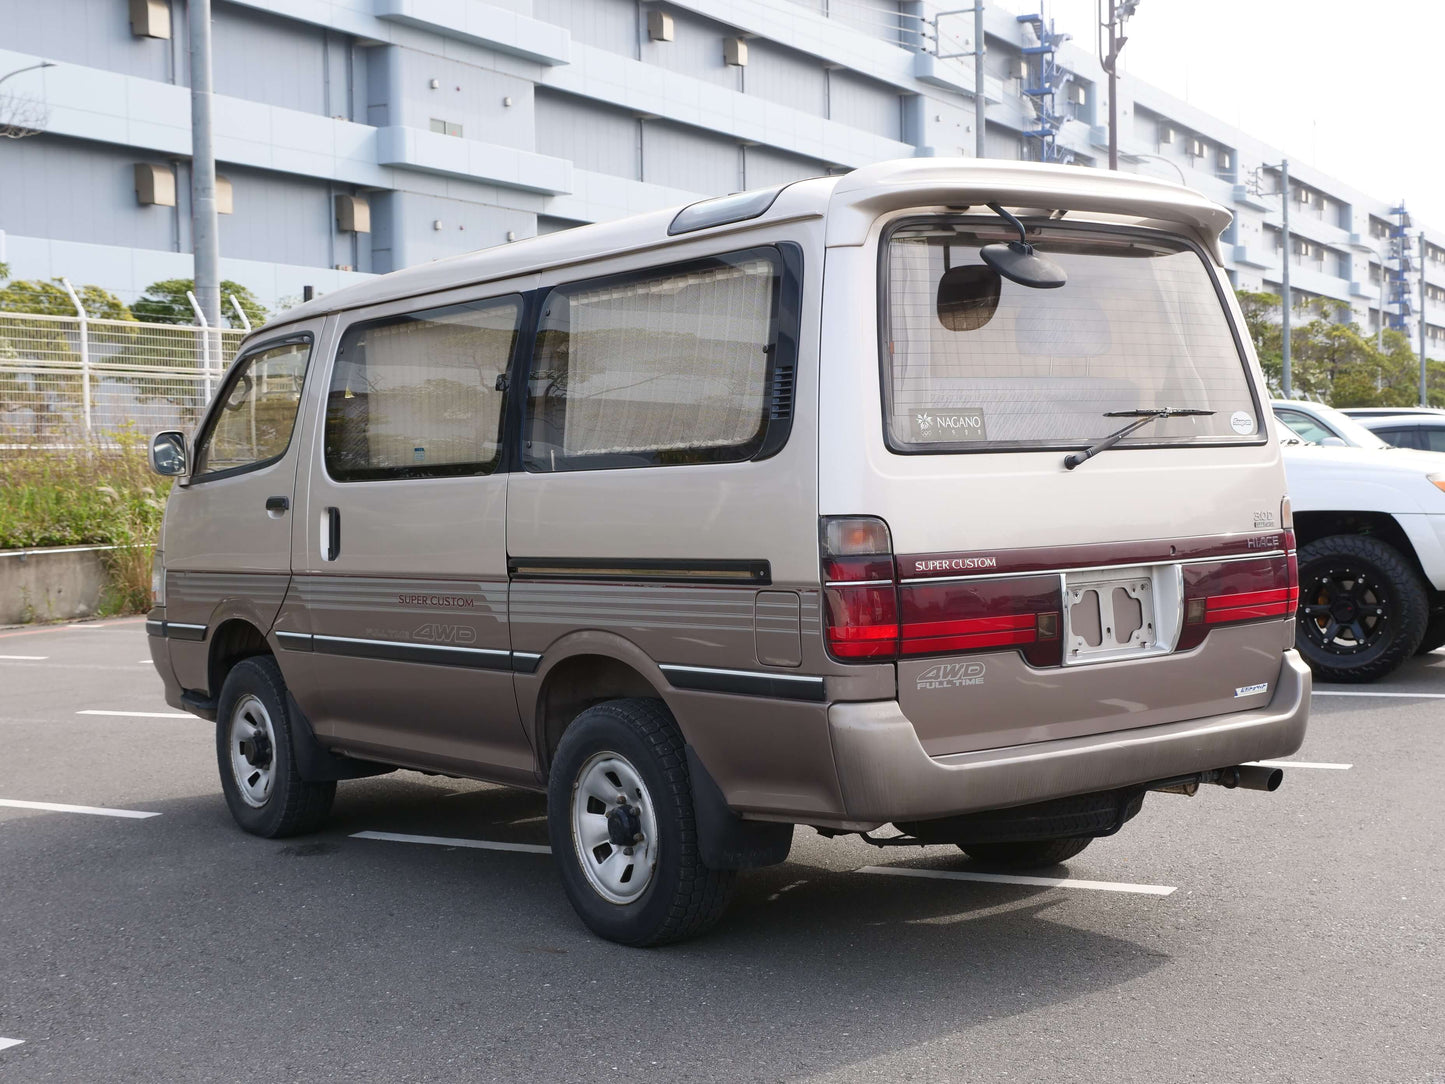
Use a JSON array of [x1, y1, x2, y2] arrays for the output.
[[146, 159, 1309, 945]]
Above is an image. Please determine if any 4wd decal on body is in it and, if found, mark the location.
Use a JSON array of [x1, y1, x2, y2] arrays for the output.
[[915, 662, 986, 689]]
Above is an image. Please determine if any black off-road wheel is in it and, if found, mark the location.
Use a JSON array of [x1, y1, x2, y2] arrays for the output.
[[1295, 535, 1428, 683], [215, 656, 336, 838], [547, 698, 735, 946], [1414, 612, 1445, 655], [959, 836, 1093, 870]]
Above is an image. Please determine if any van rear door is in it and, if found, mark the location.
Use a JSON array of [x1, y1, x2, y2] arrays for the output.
[[818, 217, 1294, 757]]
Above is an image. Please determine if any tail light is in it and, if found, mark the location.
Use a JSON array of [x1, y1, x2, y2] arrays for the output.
[[821, 517, 1062, 665], [1282, 496, 1299, 617], [1178, 552, 1296, 650], [898, 576, 1062, 666], [821, 517, 898, 658]]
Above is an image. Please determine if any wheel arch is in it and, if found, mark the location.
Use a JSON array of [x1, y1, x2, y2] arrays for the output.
[[530, 642, 672, 776], [207, 617, 272, 698], [1293, 510, 1429, 585]]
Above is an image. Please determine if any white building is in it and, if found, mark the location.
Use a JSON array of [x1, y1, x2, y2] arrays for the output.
[[0, 0, 1440, 358]]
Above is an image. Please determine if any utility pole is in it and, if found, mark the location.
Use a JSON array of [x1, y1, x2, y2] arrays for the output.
[[189, 0, 221, 331], [1100, 1, 1138, 171], [1280, 159, 1292, 398], [1421, 231, 1429, 407], [975, 2, 986, 158]]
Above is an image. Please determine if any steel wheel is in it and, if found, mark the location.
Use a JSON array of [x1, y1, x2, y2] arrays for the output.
[[227, 693, 277, 808], [1299, 563, 1390, 657], [570, 750, 659, 905]]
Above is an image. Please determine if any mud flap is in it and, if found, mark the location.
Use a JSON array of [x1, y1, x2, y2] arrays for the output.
[[685, 745, 793, 870], [286, 692, 395, 783]]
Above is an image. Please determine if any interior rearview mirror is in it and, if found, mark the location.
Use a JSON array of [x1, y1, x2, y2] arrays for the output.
[[149, 431, 188, 477]]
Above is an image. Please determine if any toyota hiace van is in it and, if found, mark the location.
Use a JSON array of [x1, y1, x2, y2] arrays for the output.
[[147, 159, 1309, 945]]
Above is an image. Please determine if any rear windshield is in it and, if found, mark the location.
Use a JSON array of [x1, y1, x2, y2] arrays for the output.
[[882, 220, 1260, 452]]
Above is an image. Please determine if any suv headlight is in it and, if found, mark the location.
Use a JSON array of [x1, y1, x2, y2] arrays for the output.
[[1429, 474, 1445, 494]]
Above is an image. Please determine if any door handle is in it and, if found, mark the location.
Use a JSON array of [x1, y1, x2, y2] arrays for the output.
[[265, 495, 290, 514], [322, 507, 341, 561]]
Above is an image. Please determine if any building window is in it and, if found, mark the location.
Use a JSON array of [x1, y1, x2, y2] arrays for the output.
[[1158, 125, 1174, 145], [325, 298, 522, 482], [524, 249, 787, 472], [429, 118, 463, 137]]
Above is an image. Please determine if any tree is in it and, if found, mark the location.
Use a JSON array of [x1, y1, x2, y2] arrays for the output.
[[1235, 289, 1282, 391], [0, 276, 133, 320], [132, 278, 268, 329]]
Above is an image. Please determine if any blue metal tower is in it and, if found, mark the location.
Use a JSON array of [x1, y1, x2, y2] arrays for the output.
[[1387, 202, 1414, 332], [1016, 7, 1074, 164]]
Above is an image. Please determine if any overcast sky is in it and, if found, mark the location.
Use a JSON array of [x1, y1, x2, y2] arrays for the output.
[[997, 0, 1445, 231]]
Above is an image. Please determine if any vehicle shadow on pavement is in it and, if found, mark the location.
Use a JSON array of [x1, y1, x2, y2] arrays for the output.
[[0, 776, 1171, 1082]]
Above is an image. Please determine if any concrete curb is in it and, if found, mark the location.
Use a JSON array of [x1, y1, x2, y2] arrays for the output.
[[0, 545, 115, 624]]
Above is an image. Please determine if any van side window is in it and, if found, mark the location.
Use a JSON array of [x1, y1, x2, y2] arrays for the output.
[[524, 248, 786, 472], [194, 338, 311, 478], [324, 297, 522, 482]]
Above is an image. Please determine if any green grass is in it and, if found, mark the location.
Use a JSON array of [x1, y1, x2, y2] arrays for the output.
[[1, 436, 170, 617], [0, 441, 169, 550]]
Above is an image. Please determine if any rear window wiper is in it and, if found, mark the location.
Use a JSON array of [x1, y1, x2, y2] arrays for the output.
[[1064, 408, 1216, 470]]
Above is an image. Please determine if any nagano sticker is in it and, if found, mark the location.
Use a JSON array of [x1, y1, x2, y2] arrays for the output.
[[1229, 411, 1255, 435]]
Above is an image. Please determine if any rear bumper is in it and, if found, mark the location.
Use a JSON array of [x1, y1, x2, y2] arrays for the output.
[[828, 650, 1310, 823]]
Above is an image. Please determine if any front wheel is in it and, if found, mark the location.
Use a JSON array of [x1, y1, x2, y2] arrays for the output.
[[1295, 535, 1428, 683], [216, 657, 336, 838], [547, 699, 735, 946]]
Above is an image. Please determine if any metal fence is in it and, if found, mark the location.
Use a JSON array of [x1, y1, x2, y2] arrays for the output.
[[0, 310, 244, 453]]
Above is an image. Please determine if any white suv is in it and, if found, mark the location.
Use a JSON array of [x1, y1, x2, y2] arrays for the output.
[[1278, 430, 1445, 680]]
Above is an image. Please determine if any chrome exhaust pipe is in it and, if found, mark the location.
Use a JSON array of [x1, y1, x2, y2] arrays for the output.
[[1211, 764, 1284, 792], [1147, 765, 1284, 795]]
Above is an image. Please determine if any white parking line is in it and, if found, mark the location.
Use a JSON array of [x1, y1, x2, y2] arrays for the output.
[[1314, 690, 1445, 699], [0, 1038, 24, 1052], [856, 865, 1176, 896], [76, 710, 192, 719], [351, 830, 551, 855], [0, 655, 47, 661], [0, 798, 160, 819], [1250, 759, 1353, 770]]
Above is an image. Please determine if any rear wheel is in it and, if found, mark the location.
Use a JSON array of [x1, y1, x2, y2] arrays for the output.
[[960, 836, 1093, 869], [1295, 535, 1428, 683], [547, 698, 735, 946], [216, 657, 336, 838]]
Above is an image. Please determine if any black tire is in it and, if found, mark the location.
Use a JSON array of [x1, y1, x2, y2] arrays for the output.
[[960, 836, 1093, 869], [1295, 534, 1428, 683], [1415, 612, 1445, 655], [215, 656, 336, 838], [547, 698, 735, 946]]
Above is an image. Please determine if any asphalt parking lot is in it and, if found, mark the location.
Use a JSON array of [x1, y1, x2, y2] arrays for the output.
[[1, 618, 1442, 1082]]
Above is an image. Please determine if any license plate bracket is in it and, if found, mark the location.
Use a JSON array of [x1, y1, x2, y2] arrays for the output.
[[1063, 566, 1177, 665]]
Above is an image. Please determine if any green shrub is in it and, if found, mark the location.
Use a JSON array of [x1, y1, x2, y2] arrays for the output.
[[0, 435, 170, 551]]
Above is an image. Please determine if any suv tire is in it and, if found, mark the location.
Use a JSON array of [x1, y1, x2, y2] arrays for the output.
[[1415, 612, 1445, 655], [216, 656, 336, 838], [547, 698, 735, 946], [960, 836, 1092, 869], [1296, 534, 1428, 683]]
